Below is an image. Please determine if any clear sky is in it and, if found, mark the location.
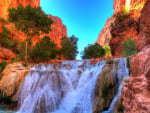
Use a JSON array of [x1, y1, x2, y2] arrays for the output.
[[40, 0, 114, 59]]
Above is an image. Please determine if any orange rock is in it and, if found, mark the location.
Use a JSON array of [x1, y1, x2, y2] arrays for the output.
[[0, 47, 15, 61], [0, 0, 40, 19], [95, 17, 114, 46]]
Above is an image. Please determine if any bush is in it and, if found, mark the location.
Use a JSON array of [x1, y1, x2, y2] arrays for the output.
[[82, 43, 105, 59], [117, 99, 124, 112], [60, 35, 78, 60], [123, 37, 138, 56], [29, 36, 57, 62], [114, 12, 129, 23], [0, 38, 12, 49], [0, 61, 8, 73], [103, 45, 111, 57], [0, 25, 10, 38]]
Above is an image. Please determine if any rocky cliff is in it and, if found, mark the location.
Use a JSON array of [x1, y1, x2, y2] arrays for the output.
[[96, 0, 147, 56], [0, 0, 67, 61], [120, 45, 150, 113], [0, 0, 40, 19]]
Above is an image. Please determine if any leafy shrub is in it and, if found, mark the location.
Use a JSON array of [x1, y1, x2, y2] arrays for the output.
[[123, 37, 138, 56], [117, 99, 124, 112], [82, 43, 105, 59], [103, 45, 111, 57], [60, 35, 78, 60], [114, 12, 129, 23], [29, 36, 57, 62], [0, 25, 10, 38], [0, 61, 8, 73], [0, 38, 12, 49]]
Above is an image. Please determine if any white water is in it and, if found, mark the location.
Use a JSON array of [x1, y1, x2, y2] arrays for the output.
[[15, 58, 129, 113], [103, 58, 129, 113], [17, 60, 106, 113]]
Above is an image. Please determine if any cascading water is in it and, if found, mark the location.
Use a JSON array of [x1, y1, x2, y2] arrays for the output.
[[103, 58, 129, 113], [17, 60, 106, 113]]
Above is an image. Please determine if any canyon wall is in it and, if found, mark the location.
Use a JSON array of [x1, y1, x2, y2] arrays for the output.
[[0, 0, 40, 19], [96, 0, 147, 56]]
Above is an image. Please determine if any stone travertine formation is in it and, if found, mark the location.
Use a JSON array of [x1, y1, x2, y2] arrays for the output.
[[121, 45, 150, 113]]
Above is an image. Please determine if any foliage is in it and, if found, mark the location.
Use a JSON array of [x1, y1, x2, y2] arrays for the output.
[[82, 43, 105, 59], [114, 12, 129, 23], [8, 4, 53, 36], [60, 35, 78, 60], [8, 4, 53, 63], [0, 18, 8, 24], [103, 45, 111, 57], [0, 25, 10, 38], [123, 37, 138, 56], [29, 36, 57, 62], [117, 98, 124, 112], [0, 38, 12, 49], [0, 61, 8, 73]]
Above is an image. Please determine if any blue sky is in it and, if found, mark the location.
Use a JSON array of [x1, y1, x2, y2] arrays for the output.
[[40, 0, 114, 59]]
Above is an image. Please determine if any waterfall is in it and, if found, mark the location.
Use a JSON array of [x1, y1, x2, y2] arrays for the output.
[[17, 60, 106, 113], [103, 58, 129, 113]]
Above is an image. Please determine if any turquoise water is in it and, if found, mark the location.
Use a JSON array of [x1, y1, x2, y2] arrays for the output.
[[0, 106, 14, 113]]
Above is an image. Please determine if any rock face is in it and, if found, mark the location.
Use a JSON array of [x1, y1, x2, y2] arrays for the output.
[[0, 0, 40, 19], [95, 17, 114, 46], [96, 0, 147, 56], [110, 16, 141, 56], [0, 47, 15, 62], [121, 45, 150, 113], [139, 0, 150, 48], [0, 63, 29, 102], [114, 0, 147, 18]]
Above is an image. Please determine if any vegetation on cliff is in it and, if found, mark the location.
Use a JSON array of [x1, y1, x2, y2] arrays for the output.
[[123, 37, 138, 56], [8, 4, 53, 63]]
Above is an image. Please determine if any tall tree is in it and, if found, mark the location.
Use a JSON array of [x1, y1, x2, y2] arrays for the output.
[[60, 35, 78, 60], [29, 36, 57, 62], [8, 4, 53, 63], [82, 43, 105, 59]]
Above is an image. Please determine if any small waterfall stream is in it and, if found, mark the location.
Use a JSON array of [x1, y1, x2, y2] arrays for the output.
[[103, 58, 129, 113]]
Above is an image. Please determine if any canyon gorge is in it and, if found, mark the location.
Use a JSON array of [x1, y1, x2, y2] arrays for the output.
[[0, 0, 150, 113]]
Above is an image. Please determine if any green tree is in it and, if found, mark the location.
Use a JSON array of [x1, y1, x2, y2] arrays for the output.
[[103, 45, 111, 57], [29, 36, 57, 62], [123, 37, 138, 56], [82, 43, 105, 59], [8, 4, 53, 63], [60, 35, 78, 60]]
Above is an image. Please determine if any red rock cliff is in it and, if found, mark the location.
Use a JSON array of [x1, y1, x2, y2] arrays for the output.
[[96, 0, 147, 56], [0, 0, 40, 19]]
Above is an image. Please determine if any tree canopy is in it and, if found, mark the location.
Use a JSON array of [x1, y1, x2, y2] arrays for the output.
[[29, 36, 57, 62], [82, 43, 105, 59], [60, 35, 78, 60], [8, 4, 53, 36], [8, 4, 53, 63]]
